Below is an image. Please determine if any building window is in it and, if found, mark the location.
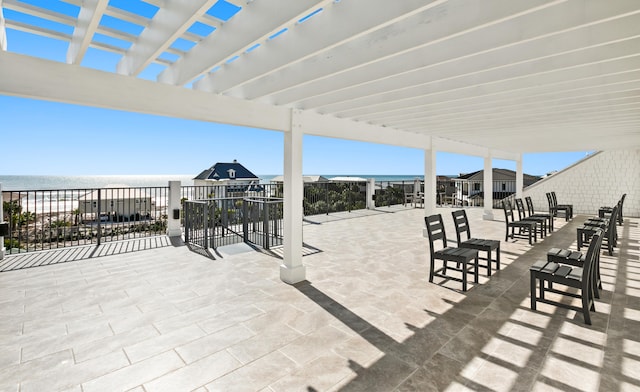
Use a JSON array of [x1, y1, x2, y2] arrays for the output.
[[502, 183, 506, 191], [473, 183, 480, 191], [228, 169, 236, 179]]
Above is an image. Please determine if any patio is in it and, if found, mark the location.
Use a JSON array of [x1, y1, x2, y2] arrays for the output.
[[1, 207, 638, 391]]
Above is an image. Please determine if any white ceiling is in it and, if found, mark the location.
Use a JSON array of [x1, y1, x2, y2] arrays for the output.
[[1, 0, 639, 157]]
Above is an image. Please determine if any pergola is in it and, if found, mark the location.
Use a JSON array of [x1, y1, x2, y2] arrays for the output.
[[1, 0, 639, 283]]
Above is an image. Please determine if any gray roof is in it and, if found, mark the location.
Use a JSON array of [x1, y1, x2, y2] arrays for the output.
[[194, 161, 259, 181], [456, 168, 540, 184]]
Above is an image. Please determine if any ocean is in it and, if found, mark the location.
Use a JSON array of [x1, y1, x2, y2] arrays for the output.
[[0, 174, 425, 191]]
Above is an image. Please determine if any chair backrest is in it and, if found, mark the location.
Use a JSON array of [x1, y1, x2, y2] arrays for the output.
[[525, 196, 536, 216], [551, 191, 561, 206], [582, 229, 604, 284], [606, 204, 619, 242], [451, 210, 471, 243], [618, 194, 626, 220], [502, 200, 515, 223], [546, 192, 556, 210], [425, 214, 447, 257], [515, 198, 528, 220]]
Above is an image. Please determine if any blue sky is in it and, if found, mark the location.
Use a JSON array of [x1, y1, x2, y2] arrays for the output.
[[0, 1, 591, 177], [0, 95, 590, 177]]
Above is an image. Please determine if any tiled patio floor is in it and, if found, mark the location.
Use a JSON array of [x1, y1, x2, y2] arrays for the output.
[[0, 207, 639, 391]]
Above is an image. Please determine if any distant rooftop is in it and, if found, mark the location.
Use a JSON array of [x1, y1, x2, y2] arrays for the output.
[[193, 160, 259, 181]]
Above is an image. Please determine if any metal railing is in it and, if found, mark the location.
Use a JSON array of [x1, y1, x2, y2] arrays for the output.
[[303, 181, 366, 215], [1, 178, 520, 256], [2, 187, 168, 254], [184, 197, 283, 251]]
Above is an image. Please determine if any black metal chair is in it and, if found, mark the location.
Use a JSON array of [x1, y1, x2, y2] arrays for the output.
[[549, 191, 573, 221], [502, 200, 537, 245], [525, 196, 554, 232], [598, 193, 626, 226], [515, 198, 547, 238], [530, 229, 603, 325], [451, 209, 501, 276], [425, 214, 479, 291], [547, 243, 603, 300], [578, 205, 618, 256]]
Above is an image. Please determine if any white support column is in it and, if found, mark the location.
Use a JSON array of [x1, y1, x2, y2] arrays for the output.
[[0, 0, 7, 52], [366, 178, 376, 210], [424, 148, 436, 217], [281, 109, 306, 284], [422, 148, 436, 238], [516, 154, 524, 199], [483, 156, 494, 220], [166, 180, 182, 237]]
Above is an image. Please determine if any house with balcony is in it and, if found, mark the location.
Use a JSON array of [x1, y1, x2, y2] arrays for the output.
[[78, 187, 154, 222], [193, 160, 261, 198], [454, 168, 540, 207]]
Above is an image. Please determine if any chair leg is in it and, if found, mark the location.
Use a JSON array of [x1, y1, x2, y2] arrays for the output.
[[496, 246, 501, 270], [530, 272, 537, 310], [473, 256, 479, 283], [462, 263, 467, 292], [581, 288, 592, 325], [429, 258, 435, 283]]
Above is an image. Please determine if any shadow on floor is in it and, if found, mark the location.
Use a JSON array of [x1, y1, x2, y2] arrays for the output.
[[297, 218, 639, 391], [0, 236, 172, 272]]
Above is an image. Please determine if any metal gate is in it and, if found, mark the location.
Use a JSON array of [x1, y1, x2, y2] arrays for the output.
[[243, 197, 283, 250], [184, 197, 282, 251], [183, 200, 213, 249]]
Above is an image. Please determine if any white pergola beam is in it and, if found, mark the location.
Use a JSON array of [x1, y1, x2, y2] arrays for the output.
[[104, 6, 150, 27], [343, 62, 640, 120], [196, 0, 444, 94], [295, 110, 431, 150], [0, 51, 289, 131], [374, 86, 640, 125], [5, 20, 70, 41], [330, 38, 640, 117], [3, 0, 76, 26], [236, 0, 559, 100], [67, 0, 108, 65], [297, 11, 640, 110], [117, 0, 216, 77], [160, 0, 328, 87], [414, 93, 640, 131]]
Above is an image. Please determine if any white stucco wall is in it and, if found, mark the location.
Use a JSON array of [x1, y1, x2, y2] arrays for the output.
[[523, 150, 639, 218]]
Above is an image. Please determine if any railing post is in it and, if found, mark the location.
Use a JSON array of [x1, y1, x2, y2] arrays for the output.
[[243, 198, 248, 244], [184, 202, 190, 243], [263, 201, 270, 250], [325, 182, 329, 215], [273, 201, 279, 239], [97, 188, 102, 246], [208, 202, 215, 249], [203, 203, 209, 249]]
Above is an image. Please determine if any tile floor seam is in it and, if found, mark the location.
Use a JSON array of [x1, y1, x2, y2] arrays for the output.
[[122, 347, 133, 365]]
